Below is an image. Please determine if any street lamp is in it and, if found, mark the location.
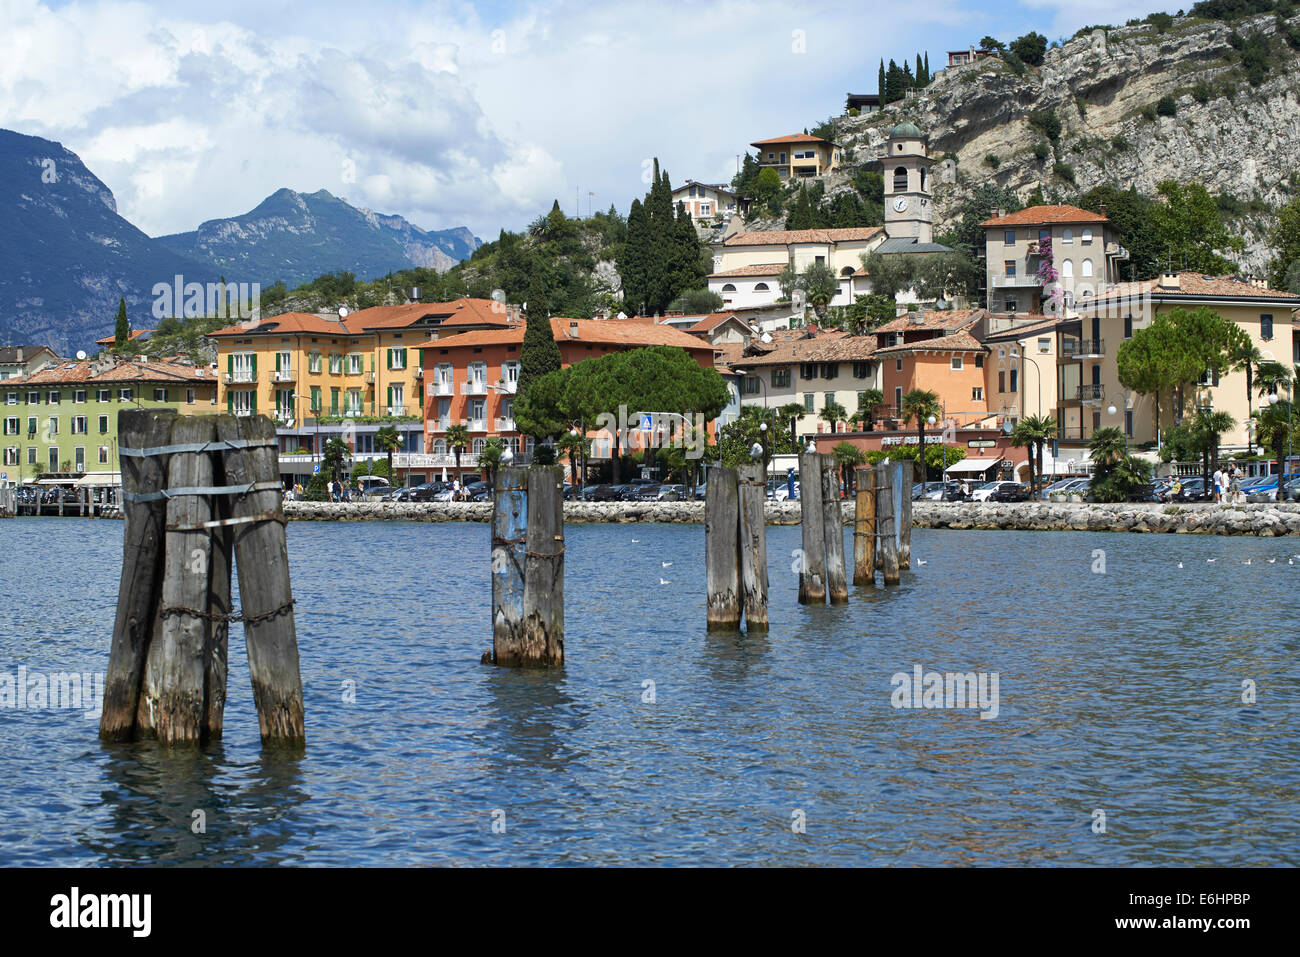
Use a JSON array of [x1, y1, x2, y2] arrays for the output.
[[1107, 388, 1130, 454], [292, 392, 320, 467], [1265, 390, 1292, 476], [734, 368, 772, 476]]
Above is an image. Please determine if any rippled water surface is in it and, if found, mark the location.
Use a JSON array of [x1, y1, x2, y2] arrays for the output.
[[1, 516, 1297, 866]]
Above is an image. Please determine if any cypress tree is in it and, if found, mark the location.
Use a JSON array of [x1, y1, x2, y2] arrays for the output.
[[923, 52, 930, 83], [916, 54, 924, 85], [517, 279, 562, 419], [878, 59, 886, 99], [113, 296, 129, 348], [671, 200, 707, 299], [619, 198, 650, 315]]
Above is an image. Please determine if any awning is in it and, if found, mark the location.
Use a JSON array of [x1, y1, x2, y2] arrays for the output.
[[77, 472, 121, 487], [36, 478, 74, 485], [945, 457, 1000, 474]]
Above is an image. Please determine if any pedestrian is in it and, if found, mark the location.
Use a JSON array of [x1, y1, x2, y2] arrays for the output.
[[1231, 465, 1243, 504], [1213, 466, 1224, 505]]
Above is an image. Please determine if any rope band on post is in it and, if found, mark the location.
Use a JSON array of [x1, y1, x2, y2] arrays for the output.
[[125, 480, 282, 503], [118, 438, 278, 458]]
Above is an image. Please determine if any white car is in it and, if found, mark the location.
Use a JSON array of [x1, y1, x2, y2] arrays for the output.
[[356, 476, 391, 496], [970, 480, 1017, 502]]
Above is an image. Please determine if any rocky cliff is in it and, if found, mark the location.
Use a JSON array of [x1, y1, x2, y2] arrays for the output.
[[829, 11, 1300, 271]]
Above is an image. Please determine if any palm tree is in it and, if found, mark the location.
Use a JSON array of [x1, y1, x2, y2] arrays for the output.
[[1231, 342, 1264, 450], [554, 431, 587, 489], [446, 423, 470, 481], [852, 388, 884, 432], [900, 389, 941, 481], [375, 424, 402, 485], [819, 399, 848, 436], [1088, 426, 1127, 469], [1253, 399, 1294, 478], [778, 402, 807, 450], [832, 441, 866, 494], [478, 437, 505, 490], [1190, 409, 1235, 493], [1010, 414, 1057, 496]]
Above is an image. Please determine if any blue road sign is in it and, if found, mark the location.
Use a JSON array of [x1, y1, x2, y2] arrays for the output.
[[639, 414, 653, 432], [313, 464, 321, 474]]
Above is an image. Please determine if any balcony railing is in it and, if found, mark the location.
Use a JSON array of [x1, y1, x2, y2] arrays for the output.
[[225, 371, 257, 384], [468, 418, 487, 432], [1077, 384, 1105, 401], [385, 405, 418, 418], [429, 380, 454, 397], [461, 380, 489, 396], [364, 372, 375, 385], [498, 379, 518, 394], [426, 418, 450, 433], [1061, 339, 1104, 359], [273, 369, 293, 382], [494, 417, 516, 432], [414, 368, 423, 378], [990, 275, 1041, 289]]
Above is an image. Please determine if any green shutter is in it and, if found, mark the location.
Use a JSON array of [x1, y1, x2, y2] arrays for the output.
[[250, 354, 257, 377], [227, 354, 233, 377], [250, 391, 257, 413], [227, 392, 233, 413], [403, 348, 409, 370], [386, 349, 392, 371], [275, 353, 281, 372], [387, 386, 393, 409]]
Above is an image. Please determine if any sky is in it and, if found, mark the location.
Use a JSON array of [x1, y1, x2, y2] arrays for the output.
[[0, 0, 1171, 241]]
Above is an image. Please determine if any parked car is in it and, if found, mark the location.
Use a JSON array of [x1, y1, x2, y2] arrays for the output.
[[408, 482, 446, 502], [989, 482, 1032, 502], [1125, 482, 1160, 503], [589, 484, 625, 502], [633, 484, 663, 501], [1171, 476, 1210, 501], [356, 476, 391, 496], [912, 481, 945, 501], [617, 484, 647, 501], [656, 484, 684, 501], [970, 480, 1018, 502], [772, 481, 799, 502]]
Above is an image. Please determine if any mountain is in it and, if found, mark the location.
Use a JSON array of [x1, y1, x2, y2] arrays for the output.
[[826, 9, 1300, 272], [0, 129, 218, 354], [156, 188, 482, 289]]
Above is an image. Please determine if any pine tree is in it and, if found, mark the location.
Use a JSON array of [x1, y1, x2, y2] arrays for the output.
[[113, 296, 129, 349]]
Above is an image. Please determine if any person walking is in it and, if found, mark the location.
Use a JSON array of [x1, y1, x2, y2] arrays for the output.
[[1231, 465, 1244, 504], [1213, 466, 1224, 505]]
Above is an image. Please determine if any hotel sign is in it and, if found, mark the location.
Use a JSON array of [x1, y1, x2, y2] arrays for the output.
[[968, 439, 996, 448], [880, 435, 943, 446]]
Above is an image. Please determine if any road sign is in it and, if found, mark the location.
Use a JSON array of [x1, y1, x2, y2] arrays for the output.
[[1, 473, 6, 481], [313, 464, 320, 474], [639, 414, 653, 432]]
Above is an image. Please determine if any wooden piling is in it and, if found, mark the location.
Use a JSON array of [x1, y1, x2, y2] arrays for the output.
[[736, 463, 768, 632], [821, 455, 848, 604], [798, 450, 826, 604], [205, 467, 233, 741], [139, 414, 215, 745], [897, 459, 913, 569], [490, 466, 529, 664], [217, 414, 305, 744], [875, 462, 900, 586], [521, 465, 565, 666], [705, 467, 741, 630], [101, 410, 176, 742], [853, 466, 876, 585]]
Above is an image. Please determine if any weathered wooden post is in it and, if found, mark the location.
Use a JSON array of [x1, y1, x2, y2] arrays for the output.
[[853, 466, 876, 585], [821, 455, 848, 603], [218, 414, 305, 745], [489, 466, 529, 664], [798, 450, 826, 603], [896, 459, 913, 569], [521, 465, 565, 666], [736, 463, 768, 631], [875, 462, 900, 586], [705, 467, 741, 630], [137, 414, 215, 745], [101, 410, 176, 742]]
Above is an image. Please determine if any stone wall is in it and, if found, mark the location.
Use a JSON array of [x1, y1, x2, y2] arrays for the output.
[[282, 499, 1300, 536]]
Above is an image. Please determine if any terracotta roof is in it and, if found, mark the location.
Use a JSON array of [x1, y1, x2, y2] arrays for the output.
[[874, 308, 985, 334], [874, 330, 986, 355], [712, 341, 746, 375], [349, 298, 515, 330], [686, 313, 749, 334], [709, 263, 787, 278], [95, 329, 152, 346], [751, 134, 835, 147], [16, 357, 215, 385], [981, 204, 1109, 228], [982, 315, 1062, 341], [730, 331, 878, 367], [209, 312, 355, 337], [1077, 273, 1300, 305], [414, 317, 715, 353], [722, 227, 883, 247]]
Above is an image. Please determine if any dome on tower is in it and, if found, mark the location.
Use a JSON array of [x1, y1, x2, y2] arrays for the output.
[[889, 121, 924, 139]]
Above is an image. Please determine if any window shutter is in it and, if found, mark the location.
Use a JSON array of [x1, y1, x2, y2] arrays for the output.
[[227, 354, 233, 377], [387, 386, 393, 408], [227, 392, 233, 413], [275, 353, 281, 372], [250, 354, 257, 377], [250, 391, 257, 413], [386, 349, 392, 371]]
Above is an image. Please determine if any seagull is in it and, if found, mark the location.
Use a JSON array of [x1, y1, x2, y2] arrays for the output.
[[1206, 558, 1217, 563], [1269, 558, 1277, 564], [1243, 559, 1252, 565], [662, 561, 673, 568], [916, 559, 928, 566], [1178, 562, 1184, 568], [631, 539, 640, 543], [1290, 559, 1295, 565], [659, 577, 671, 585]]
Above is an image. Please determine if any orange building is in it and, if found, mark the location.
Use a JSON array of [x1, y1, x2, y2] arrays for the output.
[[873, 309, 993, 429], [416, 317, 717, 470]]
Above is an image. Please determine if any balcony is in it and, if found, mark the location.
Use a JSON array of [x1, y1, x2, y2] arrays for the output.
[[363, 372, 375, 385], [989, 275, 1041, 289], [498, 378, 518, 394], [385, 405, 417, 418], [1059, 339, 1104, 361], [273, 410, 295, 425], [1077, 384, 1105, 402], [461, 380, 489, 396], [426, 418, 450, 433], [224, 371, 257, 384], [468, 418, 487, 432], [494, 417, 516, 432], [429, 380, 454, 397], [273, 369, 293, 382], [414, 368, 423, 379]]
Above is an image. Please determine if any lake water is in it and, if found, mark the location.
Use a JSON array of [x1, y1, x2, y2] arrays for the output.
[[1, 517, 1297, 866]]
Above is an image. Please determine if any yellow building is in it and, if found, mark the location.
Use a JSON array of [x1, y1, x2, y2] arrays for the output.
[[750, 134, 840, 180]]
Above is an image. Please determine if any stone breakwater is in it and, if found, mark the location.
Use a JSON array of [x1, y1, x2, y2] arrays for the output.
[[282, 499, 1300, 536]]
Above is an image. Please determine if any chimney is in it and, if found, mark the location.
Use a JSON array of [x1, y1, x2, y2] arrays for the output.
[[568, 321, 579, 338], [1157, 272, 1180, 290], [1098, 202, 1107, 219], [15, 348, 23, 363], [1261, 277, 1270, 290]]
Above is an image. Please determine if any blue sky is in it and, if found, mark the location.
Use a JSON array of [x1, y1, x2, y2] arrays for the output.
[[1, 0, 1176, 240]]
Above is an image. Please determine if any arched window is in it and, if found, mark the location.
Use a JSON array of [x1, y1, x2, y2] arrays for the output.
[[1062, 228, 1073, 244], [1061, 259, 1074, 278], [721, 283, 736, 293], [1081, 258, 1093, 277], [1081, 227, 1093, 244], [893, 166, 908, 191], [840, 266, 855, 277], [433, 438, 446, 454], [754, 282, 770, 292], [472, 437, 486, 454]]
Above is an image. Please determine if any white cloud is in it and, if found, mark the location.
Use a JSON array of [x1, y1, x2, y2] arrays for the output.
[[0, 0, 1014, 242]]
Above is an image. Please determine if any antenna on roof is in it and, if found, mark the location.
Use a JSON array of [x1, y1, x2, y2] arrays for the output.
[[338, 306, 349, 319], [75, 350, 87, 360]]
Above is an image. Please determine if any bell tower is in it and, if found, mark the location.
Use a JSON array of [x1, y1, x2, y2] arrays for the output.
[[882, 121, 934, 244]]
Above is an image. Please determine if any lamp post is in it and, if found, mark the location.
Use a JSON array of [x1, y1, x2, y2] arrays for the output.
[[1265, 390, 1293, 477], [292, 392, 320, 468], [1106, 387, 1130, 455], [734, 368, 772, 477]]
